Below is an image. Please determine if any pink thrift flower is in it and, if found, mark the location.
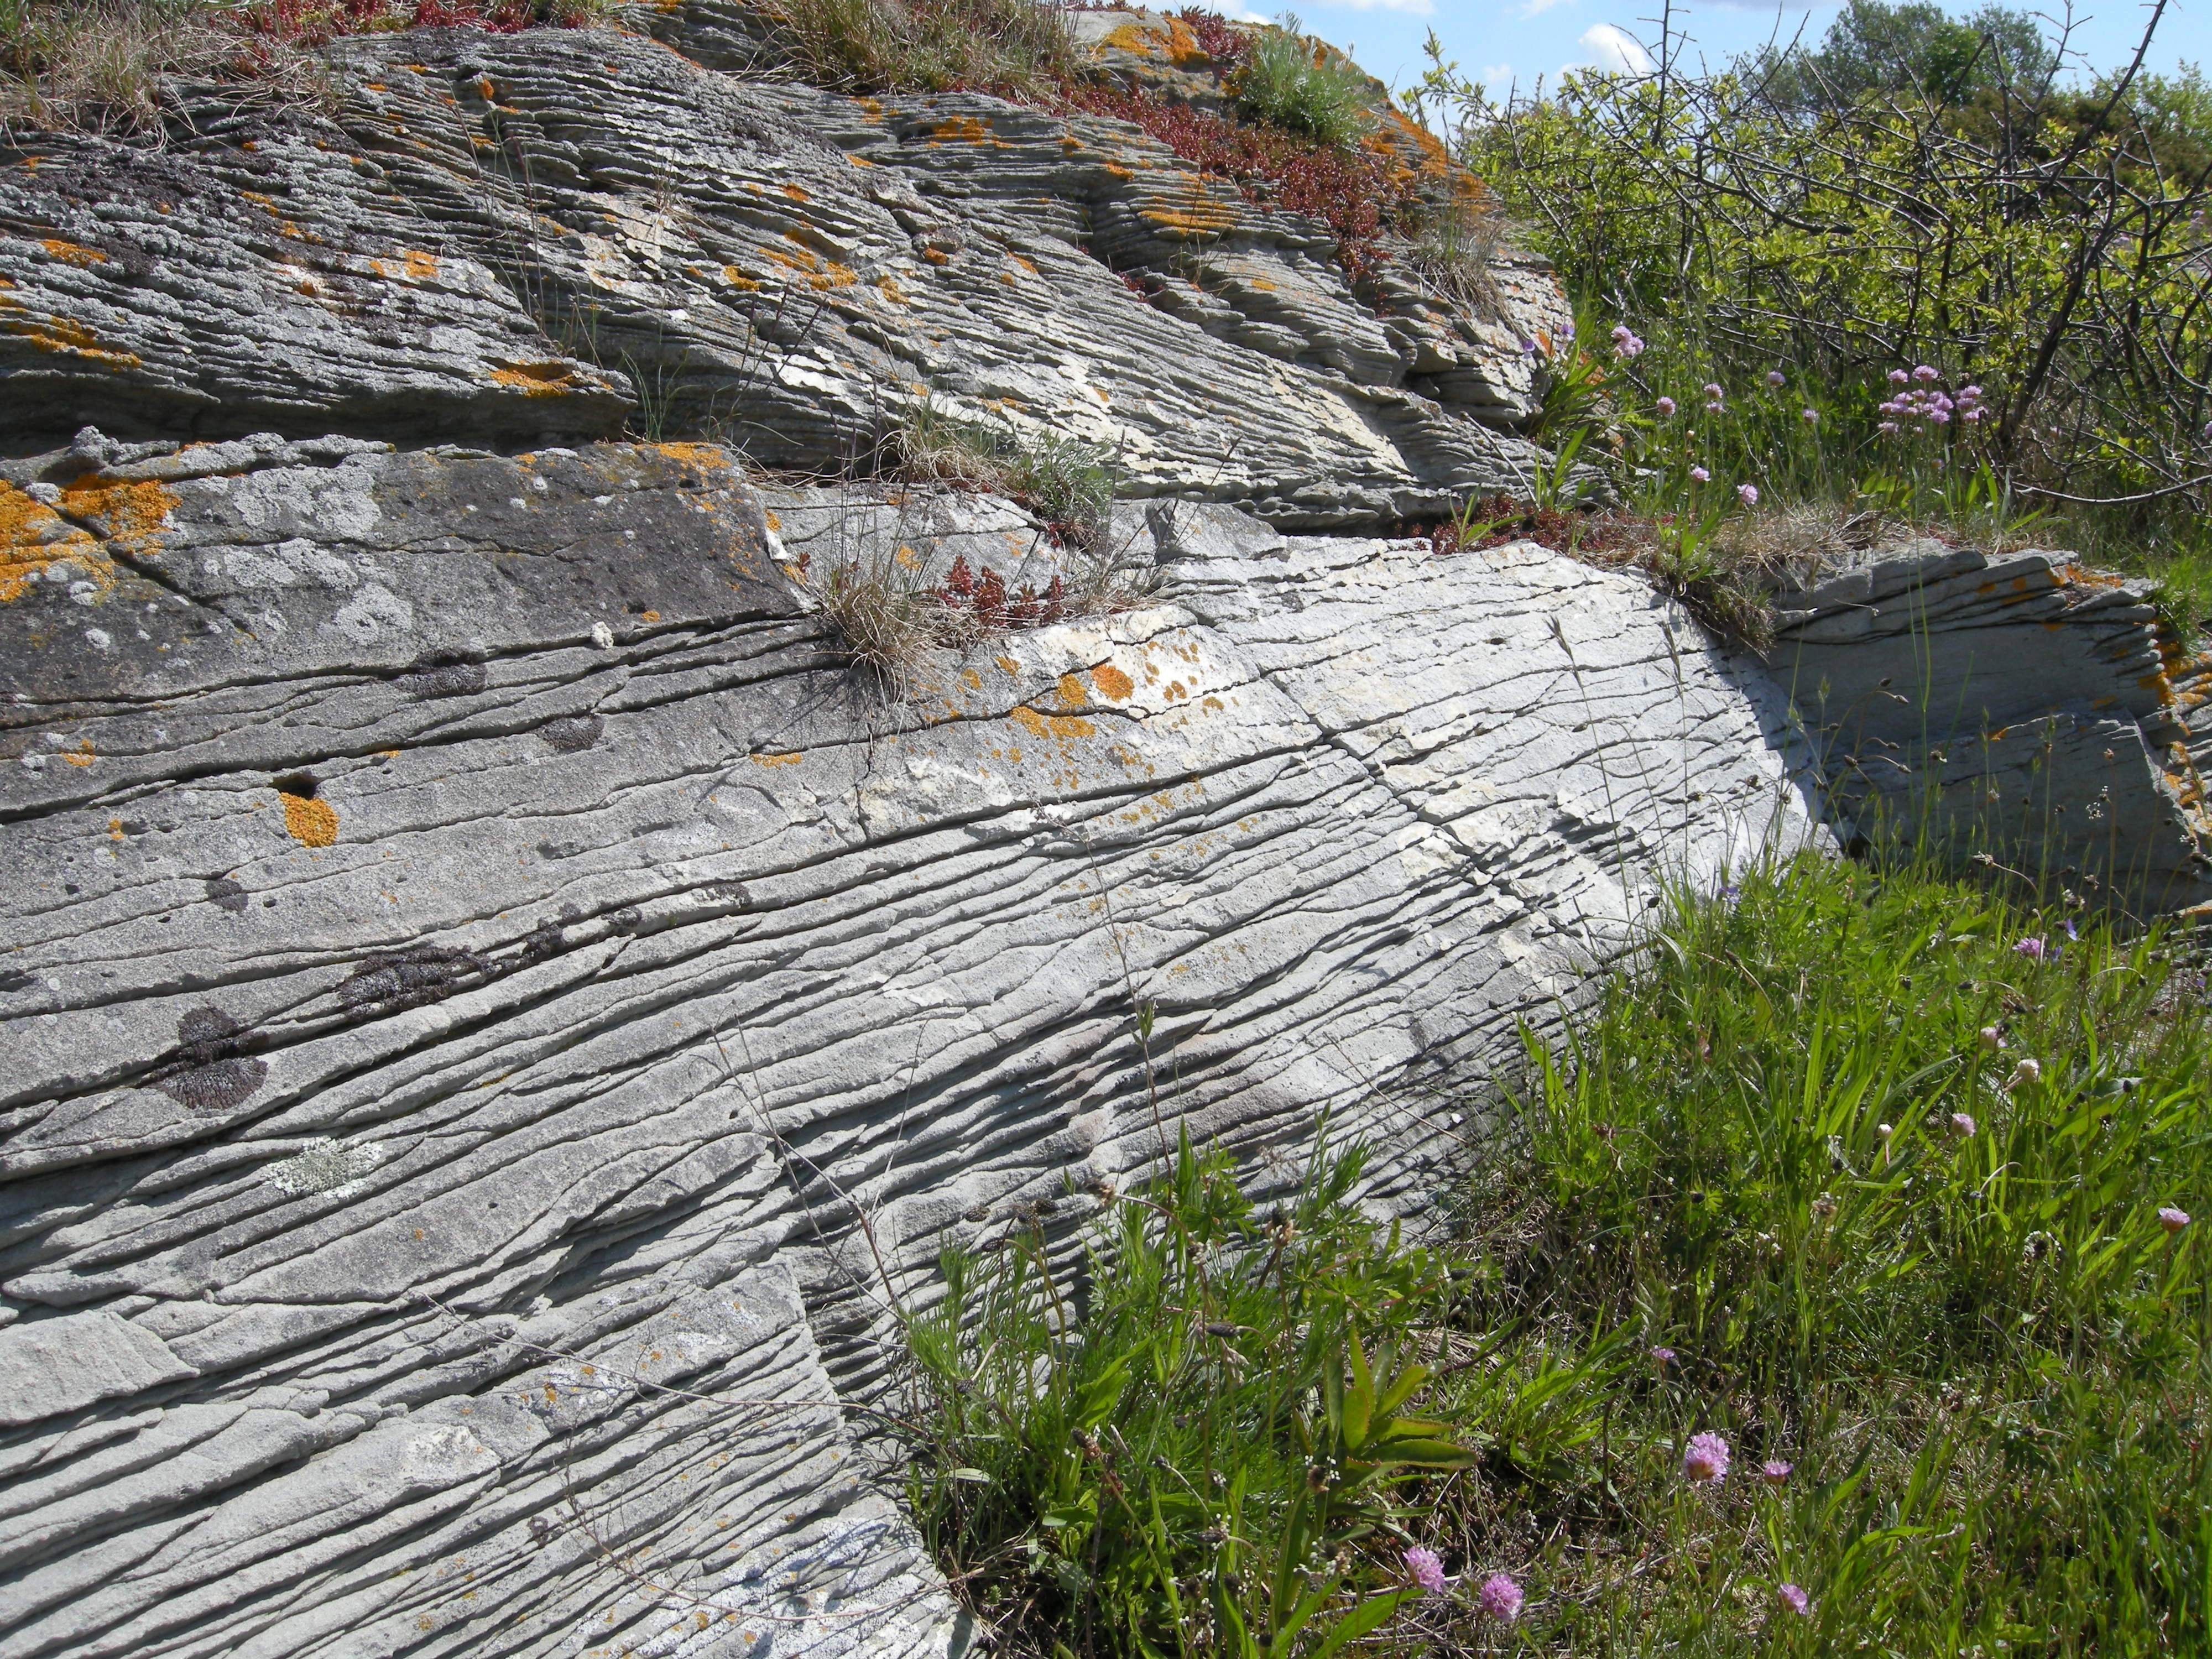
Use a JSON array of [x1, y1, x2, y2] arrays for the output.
[[1656, 395, 1676, 416], [1702, 383, 1723, 398], [1888, 367, 1910, 385], [1877, 421, 1899, 434], [1802, 407, 1818, 422], [1689, 466, 1710, 483], [1979, 1025, 2005, 1051], [2161, 1207, 2191, 1233], [1950, 1112, 1976, 1138], [1738, 483, 1759, 506], [1929, 408, 1950, 424], [1650, 1345, 1676, 1366], [1914, 364, 1938, 380], [1778, 1583, 1811, 1616], [2013, 935, 2047, 962], [1478, 1573, 1524, 1624], [1760, 1459, 1792, 1484], [1405, 1546, 1448, 1594], [2007, 1057, 2042, 1089], [1962, 408, 1982, 421], [1683, 1431, 1730, 1484], [1767, 369, 1786, 387]]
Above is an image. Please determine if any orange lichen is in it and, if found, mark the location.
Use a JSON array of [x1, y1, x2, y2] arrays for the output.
[[490, 362, 577, 395], [0, 482, 110, 603], [994, 655, 1020, 676], [1, 310, 141, 368], [723, 266, 763, 291], [933, 116, 990, 143], [41, 238, 106, 267], [653, 442, 729, 468], [1012, 703, 1095, 740], [1092, 664, 1134, 702], [751, 752, 804, 768], [782, 181, 811, 202], [281, 791, 339, 847], [58, 474, 177, 557], [403, 249, 440, 280], [1057, 673, 1088, 711]]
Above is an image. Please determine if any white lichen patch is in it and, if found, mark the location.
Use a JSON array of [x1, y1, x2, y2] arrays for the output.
[[266, 1137, 384, 1198]]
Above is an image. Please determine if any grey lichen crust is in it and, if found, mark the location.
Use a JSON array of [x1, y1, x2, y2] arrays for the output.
[[0, 426, 1823, 1656]]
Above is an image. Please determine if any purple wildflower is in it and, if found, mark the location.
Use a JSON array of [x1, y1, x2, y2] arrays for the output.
[[1802, 407, 1819, 423], [1878, 420, 1900, 434], [2007, 1057, 2042, 1089], [1405, 1546, 1448, 1594], [1929, 408, 1950, 424], [2012, 936, 2047, 962], [1888, 367, 1911, 385], [1689, 466, 1710, 483], [1979, 1025, 2005, 1051], [1760, 1459, 1793, 1484], [1703, 383, 1723, 397], [1656, 395, 1676, 416], [1650, 1345, 1676, 1366], [1950, 1112, 1976, 1138], [1738, 483, 1759, 506], [2161, 1206, 2191, 1233], [1767, 369, 1786, 387], [1478, 1573, 1524, 1624], [1778, 1583, 1811, 1616], [1683, 1432, 1730, 1484], [1914, 364, 1939, 381]]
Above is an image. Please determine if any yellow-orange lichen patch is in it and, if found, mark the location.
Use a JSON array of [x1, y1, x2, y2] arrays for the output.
[[1012, 703, 1095, 740], [403, 249, 440, 280], [1056, 673, 1089, 711], [994, 655, 1020, 677], [40, 238, 106, 267], [654, 441, 730, 469], [281, 791, 339, 847], [1, 308, 140, 369], [782, 181, 811, 202], [1141, 202, 1238, 236], [1103, 19, 1162, 54], [0, 482, 111, 603], [932, 115, 990, 143], [58, 474, 177, 557], [490, 362, 578, 396], [1092, 664, 1134, 702], [751, 751, 804, 768], [723, 265, 763, 291], [62, 741, 94, 768]]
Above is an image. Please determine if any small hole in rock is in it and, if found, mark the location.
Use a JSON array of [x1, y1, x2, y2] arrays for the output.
[[272, 771, 319, 799]]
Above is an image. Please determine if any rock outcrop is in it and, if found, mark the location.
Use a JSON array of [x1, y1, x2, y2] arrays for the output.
[[1, 425, 1819, 1655], [2, 8, 2206, 1656], [1771, 542, 2212, 917]]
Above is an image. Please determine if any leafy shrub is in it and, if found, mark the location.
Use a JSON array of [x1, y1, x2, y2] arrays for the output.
[[1232, 15, 1373, 150]]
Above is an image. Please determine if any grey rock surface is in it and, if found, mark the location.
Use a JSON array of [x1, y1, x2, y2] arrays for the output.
[[2, 431, 1820, 1655], [1770, 542, 2212, 915], [1, 18, 1566, 529]]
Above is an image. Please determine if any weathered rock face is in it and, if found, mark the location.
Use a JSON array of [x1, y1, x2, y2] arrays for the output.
[[1771, 543, 2212, 917], [1, 12, 1565, 529], [3, 9, 2206, 1656], [0, 419, 1822, 1655]]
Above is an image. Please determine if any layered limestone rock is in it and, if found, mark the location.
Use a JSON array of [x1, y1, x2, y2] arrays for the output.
[[0, 12, 1566, 529], [1, 427, 1819, 1656], [1770, 542, 2212, 917]]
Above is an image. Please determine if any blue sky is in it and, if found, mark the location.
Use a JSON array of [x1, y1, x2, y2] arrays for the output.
[[1191, 0, 2212, 109]]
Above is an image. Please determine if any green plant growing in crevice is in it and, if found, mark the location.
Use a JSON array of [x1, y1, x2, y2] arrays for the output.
[[752, 0, 1073, 96], [1232, 15, 1374, 150]]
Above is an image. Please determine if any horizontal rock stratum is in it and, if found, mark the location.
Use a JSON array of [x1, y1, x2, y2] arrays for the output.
[[2, 7, 2209, 1655]]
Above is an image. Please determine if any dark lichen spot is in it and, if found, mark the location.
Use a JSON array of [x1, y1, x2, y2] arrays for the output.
[[338, 944, 492, 1014], [154, 1006, 269, 1113], [0, 971, 35, 994], [538, 713, 604, 753], [206, 877, 249, 912], [397, 656, 489, 700]]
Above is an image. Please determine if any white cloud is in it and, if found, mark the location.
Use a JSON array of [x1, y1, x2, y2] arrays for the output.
[[1481, 61, 1515, 85], [1521, 0, 1574, 17], [1572, 22, 1655, 74]]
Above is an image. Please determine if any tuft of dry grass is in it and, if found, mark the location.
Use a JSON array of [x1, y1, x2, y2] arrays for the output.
[[751, 0, 1074, 97]]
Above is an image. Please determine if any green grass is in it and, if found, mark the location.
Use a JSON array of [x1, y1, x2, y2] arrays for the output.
[[904, 853, 2212, 1655]]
